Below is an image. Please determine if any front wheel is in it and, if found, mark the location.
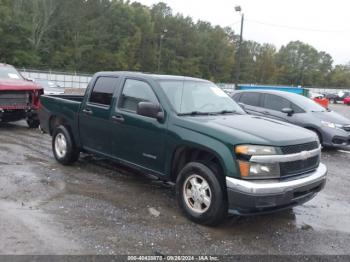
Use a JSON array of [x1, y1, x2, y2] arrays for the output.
[[176, 162, 227, 226], [52, 125, 80, 165], [27, 118, 40, 128]]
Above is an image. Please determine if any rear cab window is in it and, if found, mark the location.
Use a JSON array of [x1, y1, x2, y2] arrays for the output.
[[89, 76, 120, 107]]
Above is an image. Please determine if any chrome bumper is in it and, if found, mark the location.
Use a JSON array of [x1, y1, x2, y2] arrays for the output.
[[226, 163, 327, 195]]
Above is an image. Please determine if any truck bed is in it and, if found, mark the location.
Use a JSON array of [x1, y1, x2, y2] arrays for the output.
[[39, 94, 84, 135]]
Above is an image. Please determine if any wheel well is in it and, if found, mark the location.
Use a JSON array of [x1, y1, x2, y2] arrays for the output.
[[170, 146, 224, 183], [49, 116, 69, 135], [305, 127, 322, 143]]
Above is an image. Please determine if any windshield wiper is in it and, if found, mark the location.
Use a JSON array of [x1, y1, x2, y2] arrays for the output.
[[178, 111, 215, 116], [218, 110, 237, 114]]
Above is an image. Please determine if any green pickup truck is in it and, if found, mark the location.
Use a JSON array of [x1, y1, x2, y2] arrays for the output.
[[39, 72, 327, 225]]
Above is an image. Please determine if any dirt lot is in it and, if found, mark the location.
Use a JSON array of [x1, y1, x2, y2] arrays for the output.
[[0, 104, 349, 255]]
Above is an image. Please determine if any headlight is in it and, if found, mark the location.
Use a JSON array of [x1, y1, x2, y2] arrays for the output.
[[235, 145, 278, 155], [321, 121, 343, 129], [235, 145, 280, 179], [237, 161, 280, 179]]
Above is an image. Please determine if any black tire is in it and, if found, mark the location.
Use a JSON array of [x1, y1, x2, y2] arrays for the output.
[[27, 118, 40, 129], [52, 125, 80, 165], [176, 162, 227, 226]]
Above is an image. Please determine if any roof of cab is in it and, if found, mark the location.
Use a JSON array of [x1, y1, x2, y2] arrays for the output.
[[95, 71, 210, 82]]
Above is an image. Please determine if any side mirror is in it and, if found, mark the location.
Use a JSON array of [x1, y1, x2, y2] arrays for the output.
[[137, 102, 164, 121], [281, 107, 294, 116]]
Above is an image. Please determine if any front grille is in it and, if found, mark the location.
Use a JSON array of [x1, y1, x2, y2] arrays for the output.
[[0, 91, 30, 107], [280, 141, 319, 155], [280, 156, 319, 177]]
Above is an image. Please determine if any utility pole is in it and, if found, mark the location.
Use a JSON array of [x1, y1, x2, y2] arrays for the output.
[[235, 6, 244, 88], [158, 29, 168, 73]]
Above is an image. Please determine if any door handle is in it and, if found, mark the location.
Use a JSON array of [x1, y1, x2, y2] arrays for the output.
[[112, 115, 125, 123], [82, 108, 93, 115], [262, 111, 270, 115]]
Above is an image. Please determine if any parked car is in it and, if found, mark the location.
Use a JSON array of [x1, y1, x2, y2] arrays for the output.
[[325, 91, 350, 104], [343, 96, 350, 106], [309, 92, 324, 99], [0, 63, 43, 128], [232, 90, 350, 148], [34, 79, 64, 95], [39, 72, 327, 225]]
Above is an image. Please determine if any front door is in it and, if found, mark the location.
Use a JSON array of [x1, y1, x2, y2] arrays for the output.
[[262, 94, 293, 122], [79, 76, 121, 156], [112, 78, 166, 175]]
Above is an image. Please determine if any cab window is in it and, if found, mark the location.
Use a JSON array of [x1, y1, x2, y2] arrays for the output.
[[119, 79, 158, 112], [89, 77, 119, 106]]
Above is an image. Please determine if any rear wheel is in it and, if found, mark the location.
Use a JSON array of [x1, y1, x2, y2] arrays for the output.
[[176, 162, 227, 226], [52, 125, 80, 165]]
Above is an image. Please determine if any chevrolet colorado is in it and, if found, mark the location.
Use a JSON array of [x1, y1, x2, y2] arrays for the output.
[[39, 72, 327, 225]]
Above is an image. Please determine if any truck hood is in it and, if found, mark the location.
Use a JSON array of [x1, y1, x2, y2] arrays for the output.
[[178, 114, 317, 146], [0, 78, 42, 91]]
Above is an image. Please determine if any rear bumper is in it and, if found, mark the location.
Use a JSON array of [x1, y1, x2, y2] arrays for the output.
[[226, 163, 327, 215]]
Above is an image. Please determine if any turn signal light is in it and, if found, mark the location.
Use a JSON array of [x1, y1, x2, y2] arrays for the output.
[[238, 161, 250, 177]]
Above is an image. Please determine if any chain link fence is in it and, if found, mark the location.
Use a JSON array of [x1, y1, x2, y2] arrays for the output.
[[19, 68, 92, 89]]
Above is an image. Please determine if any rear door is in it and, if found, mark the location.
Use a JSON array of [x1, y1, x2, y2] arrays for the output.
[[79, 76, 121, 156], [238, 92, 265, 116]]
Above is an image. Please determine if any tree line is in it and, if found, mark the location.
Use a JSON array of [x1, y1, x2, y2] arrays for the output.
[[0, 0, 349, 88]]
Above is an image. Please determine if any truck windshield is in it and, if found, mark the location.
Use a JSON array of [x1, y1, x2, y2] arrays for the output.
[[158, 80, 245, 115], [0, 66, 23, 80]]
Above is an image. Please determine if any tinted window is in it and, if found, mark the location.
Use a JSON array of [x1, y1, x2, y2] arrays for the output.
[[119, 79, 158, 112], [239, 93, 260, 107], [264, 94, 291, 111], [89, 77, 119, 106]]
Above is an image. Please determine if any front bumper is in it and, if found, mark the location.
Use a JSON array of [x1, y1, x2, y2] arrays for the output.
[[226, 163, 327, 215], [0, 108, 38, 123], [321, 127, 350, 147]]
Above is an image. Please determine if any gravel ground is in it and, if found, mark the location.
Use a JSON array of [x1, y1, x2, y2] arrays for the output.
[[0, 104, 349, 255]]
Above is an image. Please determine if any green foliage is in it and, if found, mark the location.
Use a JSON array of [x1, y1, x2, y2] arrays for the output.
[[0, 0, 349, 87]]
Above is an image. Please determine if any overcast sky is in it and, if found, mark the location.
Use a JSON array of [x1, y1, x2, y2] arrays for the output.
[[135, 0, 350, 65]]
